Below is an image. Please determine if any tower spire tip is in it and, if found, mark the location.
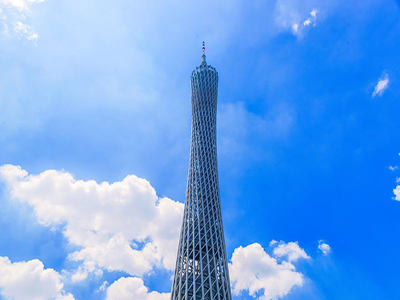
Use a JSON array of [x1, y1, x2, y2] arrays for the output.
[[202, 41, 206, 64]]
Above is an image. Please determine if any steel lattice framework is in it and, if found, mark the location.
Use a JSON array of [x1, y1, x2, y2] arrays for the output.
[[171, 49, 232, 300]]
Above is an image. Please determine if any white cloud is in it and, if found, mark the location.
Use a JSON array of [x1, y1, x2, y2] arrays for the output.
[[13, 20, 38, 40], [269, 240, 278, 246], [106, 277, 169, 300], [0, 0, 43, 41], [229, 242, 307, 300], [274, 0, 320, 37], [0, 165, 315, 299], [0, 164, 320, 300], [318, 240, 331, 255], [70, 267, 90, 283], [310, 9, 318, 18], [303, 10, 318, 27], [0, 164, 184, 277], [372, 72, 389, 98], [391, 158, 400, 201], [393, 185, 400, 201], [69, 265, 102, 283], [273, 241, 310, 262], [99, 281, 108, 292], [0, 0, 44, 12], [0, 256, 74, 300]]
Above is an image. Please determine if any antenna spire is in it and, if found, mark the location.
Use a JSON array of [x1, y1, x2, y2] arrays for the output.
[[202, 41, 206, 64]]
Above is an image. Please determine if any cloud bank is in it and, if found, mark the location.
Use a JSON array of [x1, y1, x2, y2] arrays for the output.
[[106, 277, 169, 300], [229, 242, 308, 300], [0, 256, 74, 300], [0, 165, 314, 299], [0, 164, 184, 278]]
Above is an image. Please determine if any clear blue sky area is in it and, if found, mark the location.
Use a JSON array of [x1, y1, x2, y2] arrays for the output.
[[0, 0, 399, 299]]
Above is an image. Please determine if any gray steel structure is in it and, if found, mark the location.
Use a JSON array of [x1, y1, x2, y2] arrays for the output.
[[171, 48, 232, 300]]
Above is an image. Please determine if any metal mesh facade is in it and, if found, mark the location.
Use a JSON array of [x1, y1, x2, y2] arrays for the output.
[[171, 54, 232, 300]]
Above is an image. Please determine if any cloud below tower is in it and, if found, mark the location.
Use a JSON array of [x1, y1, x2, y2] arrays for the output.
[[0, 164, 184, 278], [229, 242, 308, 300], [0, 165, 325, 300], [0, 256, 74, 300]]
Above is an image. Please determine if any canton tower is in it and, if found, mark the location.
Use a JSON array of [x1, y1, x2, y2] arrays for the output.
[[171, 43, 232, 300]]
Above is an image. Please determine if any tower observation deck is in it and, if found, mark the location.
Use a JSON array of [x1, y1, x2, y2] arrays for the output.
[[170, 43, 232, 300]]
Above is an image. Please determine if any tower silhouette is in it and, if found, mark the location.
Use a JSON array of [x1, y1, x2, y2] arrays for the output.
[[171, 43, 232, 300]]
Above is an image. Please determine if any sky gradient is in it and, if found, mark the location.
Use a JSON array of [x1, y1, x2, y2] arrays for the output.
[[0, 0, 399, 299]]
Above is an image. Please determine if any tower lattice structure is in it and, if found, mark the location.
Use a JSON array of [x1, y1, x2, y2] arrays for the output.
[[171, 44, 232, 300]]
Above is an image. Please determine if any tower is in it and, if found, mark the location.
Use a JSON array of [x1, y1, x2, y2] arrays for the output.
[[171, 43, 232, 300]]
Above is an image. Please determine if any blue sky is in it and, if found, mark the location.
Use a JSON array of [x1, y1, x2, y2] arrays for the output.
[[0, 0, 399, 299]]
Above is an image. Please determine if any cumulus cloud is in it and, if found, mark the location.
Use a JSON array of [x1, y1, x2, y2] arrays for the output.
[[69, 265, 103, 283], [0, 165, 314, 299], [391, 155, 400, 201], [318, 240, 331, 255], [372, 72, 389, 98], [229, 242, 307, 300], [274, 0, 320, 37], [291, 9, 318, 35], [0, 256, 74, 300], [393, 185, 400, 201], [273, 241, 310, 262], [0, 0, 43, 41], [0, 164, 184, 277], [303, 10, 318, 27], [106, 277, 169, 300]]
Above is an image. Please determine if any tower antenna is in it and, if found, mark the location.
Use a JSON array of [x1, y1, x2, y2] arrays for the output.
[[202, 41, 205, 55]]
